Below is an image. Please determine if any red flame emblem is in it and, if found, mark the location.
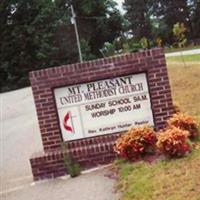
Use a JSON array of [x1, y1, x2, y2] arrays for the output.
[[63, 112, 73, 133]]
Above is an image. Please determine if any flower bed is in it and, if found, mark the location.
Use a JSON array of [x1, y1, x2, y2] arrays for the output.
[[114, 126, 157, 160], [167, 113, 199, 139], [156, 127, 190, 157], [114, 113, 199, 160]]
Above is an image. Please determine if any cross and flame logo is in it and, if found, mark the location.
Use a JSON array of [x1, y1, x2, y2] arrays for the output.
[[63, 112, 73, 133]]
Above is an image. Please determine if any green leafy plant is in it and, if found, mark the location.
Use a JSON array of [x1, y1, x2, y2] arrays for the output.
[[140, 37, 149, 49], [62, 143, 81, 178], [80, 39, 96, 61], [128, 41, 142, 53], [173, 22, 187, 48], [155, 37, 162, 47]]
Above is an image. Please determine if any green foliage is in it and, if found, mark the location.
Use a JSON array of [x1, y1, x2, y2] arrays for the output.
[[173, 22, 187, 48], [123, 0, 200, 45], [71, 0, 125, 56], [62, 143, 81, 178], [0, 0, 124, 92], [190, 0, 200, 38], [140, 37, 149, 49], [155, 37, 162, 47], [101, 42, 117, 57], [80, 39, 96, 61], [101, 37, 143, 57], [127, 40, 142, 53], [151, 0, 191, 44], [101, 35, 157, 57], [124, 0, 152, 40], [1, 0, 199, 92], [0, 0, 71, 92]]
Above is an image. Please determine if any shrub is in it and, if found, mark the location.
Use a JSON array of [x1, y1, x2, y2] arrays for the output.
[[156, 127, 190, 157], [140, 37, 149, 49], [114, 126, 157, 160], [155, 37, 162, 47], [63, 153, 81, 178], [62, 143, 81, 178], [167, 113, 199, 139], [173, 22, 187, 48]]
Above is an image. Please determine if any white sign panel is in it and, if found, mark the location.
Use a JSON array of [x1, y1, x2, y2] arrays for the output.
[[54, 73, 154, 141]]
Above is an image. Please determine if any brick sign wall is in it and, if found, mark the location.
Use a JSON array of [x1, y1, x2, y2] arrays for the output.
[[29, 48, 174, 180]]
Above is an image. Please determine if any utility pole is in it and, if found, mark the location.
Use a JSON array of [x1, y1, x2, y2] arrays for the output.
[[70, 5, 83, 63]]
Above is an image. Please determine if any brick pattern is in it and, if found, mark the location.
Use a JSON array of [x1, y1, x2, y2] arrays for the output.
[[30, 133, 121, 181], [29, 48, 174, 180]]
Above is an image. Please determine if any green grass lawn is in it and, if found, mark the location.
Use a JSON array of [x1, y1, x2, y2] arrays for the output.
[[114, 58, 200, 200], [115, 149, 200, 200], [166, 54, 200, 62]]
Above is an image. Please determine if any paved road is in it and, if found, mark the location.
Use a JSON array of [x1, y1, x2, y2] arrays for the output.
[[1, 167, 119, 200], [0, 88, 119, 200], [0, 88, 42, 192], [165, 48, 200, 57]]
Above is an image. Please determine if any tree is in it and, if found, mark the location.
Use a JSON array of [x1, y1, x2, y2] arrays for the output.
[[69, 0, 125, 56], [152, 0, 192, 44], [0, 0, 124, 92], [0, 0, 71, 91], [123, 0, 152, 40], [190, 0, 200, 38]]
